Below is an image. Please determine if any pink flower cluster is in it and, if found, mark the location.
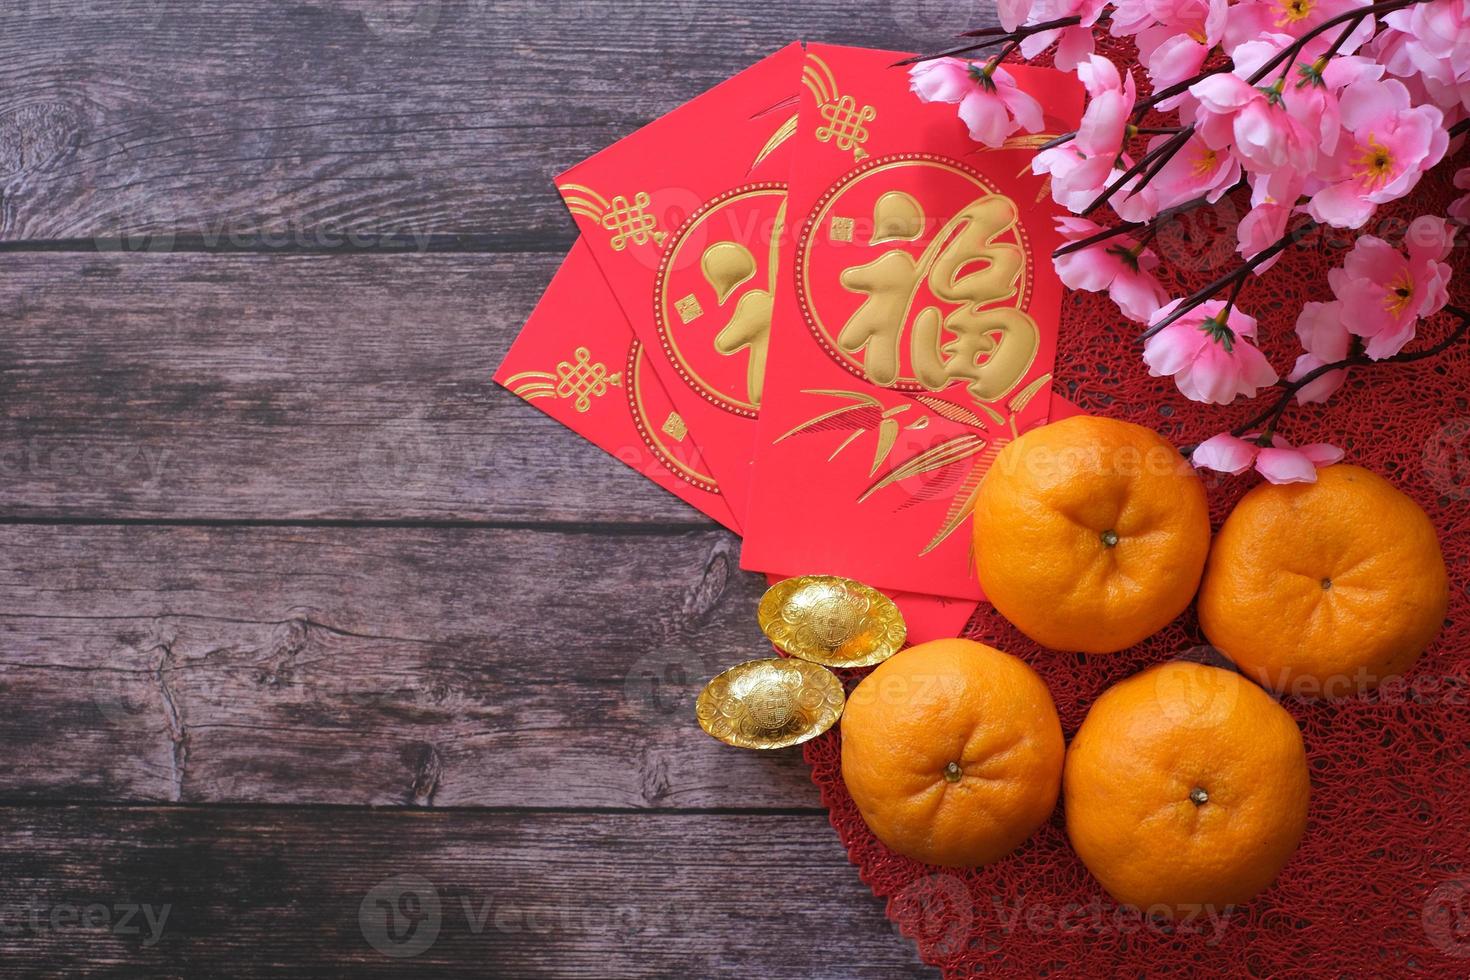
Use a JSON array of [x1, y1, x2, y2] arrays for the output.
[[909, 0, 1466, 484]]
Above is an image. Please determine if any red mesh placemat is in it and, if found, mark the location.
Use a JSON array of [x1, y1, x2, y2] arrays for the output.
[[803, 39, 1470, 979]]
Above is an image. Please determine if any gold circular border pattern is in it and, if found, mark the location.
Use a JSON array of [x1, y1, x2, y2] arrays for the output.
[[796, 153, 1035, 394], [624, 340, 722, 495], [653, 182, 787, 419]]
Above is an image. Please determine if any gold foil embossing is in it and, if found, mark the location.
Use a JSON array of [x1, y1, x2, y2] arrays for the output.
[[563, 184, 666, 251], [803, 53, 876, 161], [774, 389, 930, 477], [675, 294, 704, 324], [624, 341, 722, 493], [654, 185, 786, 417], [661, 412, 689, 441], [702, 242, 758, 304], [800, 157, 1043, 407], [870, 191, 924, 244], [838, 194, 1039, 402], [504, 346, 622, 414]]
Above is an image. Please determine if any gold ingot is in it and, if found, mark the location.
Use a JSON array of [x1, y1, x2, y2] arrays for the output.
[[757, 575, 907, 668], [695, 658, 845, 750]]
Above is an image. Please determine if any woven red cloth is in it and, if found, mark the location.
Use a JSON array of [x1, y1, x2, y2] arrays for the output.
[[803, 43, 1470, 978]]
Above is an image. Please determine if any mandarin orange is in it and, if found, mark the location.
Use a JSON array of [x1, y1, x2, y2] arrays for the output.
[[840, 638, 1064, 867], [1064, 661, 1310, 914], [1198, 464, 1447, 697], [973, 416, 1211, 653]]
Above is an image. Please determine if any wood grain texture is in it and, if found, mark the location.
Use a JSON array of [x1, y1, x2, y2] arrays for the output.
[[0, 250, 717, 523], [0, 1, 992, 973], [0, 523, 835, 809], [0, 806, 934, 978], [0, 0, 997, 247]]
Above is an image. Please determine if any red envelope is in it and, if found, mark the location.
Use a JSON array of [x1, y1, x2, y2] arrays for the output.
[[555, 43, 806, 525], [494, 240, 740, 532], [742, 45, 1083, 600]]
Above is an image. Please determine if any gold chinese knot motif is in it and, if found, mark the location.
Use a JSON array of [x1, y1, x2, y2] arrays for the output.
[[804, 53, 875, 162], [799, 156, 1041, 408], [505, 346, 622, 414], [562, 184, 666, 251], [655, 184, 787, 418]]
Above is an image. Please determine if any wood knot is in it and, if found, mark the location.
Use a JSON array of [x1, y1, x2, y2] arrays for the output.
[[0, 101, 83, 179], [404, 743, 442, 807]]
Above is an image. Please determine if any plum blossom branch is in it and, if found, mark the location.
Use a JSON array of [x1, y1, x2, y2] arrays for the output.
[[1138, 219, 1320, 341], [911, 0, 1468, 483], [1244, 0, 1420, 86], [1051, 191, 1230, 258], [1227, 305, 1470, 440], [895, 15, 1093, 67], [1069, 0, 1432, 219]]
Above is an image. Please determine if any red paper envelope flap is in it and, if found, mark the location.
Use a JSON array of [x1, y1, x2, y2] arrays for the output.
[[554, 43, 807, 525], [494, 240, 741, 532]]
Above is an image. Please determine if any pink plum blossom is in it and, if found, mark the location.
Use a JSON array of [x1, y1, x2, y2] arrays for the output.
[[1033, 143, 1123, 213], [1075, 55, 1138, 157], [1146, 132, 1243, 211], [1223, 0, 1378, 59], [1128, 0, 1230, 99], [1192, 432, 1344, 484], [1249, 38, 1385, 157], [1380, 0, 1470, 88], [1054, 216, 1170, 322], [998, 0, 1036, 31], [1143, 300, 1280, 404], [1306, 77, 1448, 228], [1019, 0, 1109, 70], [909, 59, 1045, 148], [1287, 300, 1352, 403], [1327, 215, 1457, 358], [1236, 169, 1305, 270], [1189, 72, 1317, 173]]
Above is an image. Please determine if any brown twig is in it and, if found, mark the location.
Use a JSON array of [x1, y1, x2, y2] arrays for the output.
[[1052, 190, 1234, 257], [1228, 305, 1470, 440], [893, 14, 1089, 66], [1139, 219, 1320, 341]]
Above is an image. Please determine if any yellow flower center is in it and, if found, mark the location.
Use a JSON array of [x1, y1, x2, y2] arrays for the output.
[[1277, 0, 1314, 24], [1352, 135, 1395, 190], [1190, 147, 1219, 178], [1384, 269, 1415, 318]]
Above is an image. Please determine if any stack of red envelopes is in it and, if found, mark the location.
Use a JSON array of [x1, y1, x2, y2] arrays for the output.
[[495, 42, 1083, 642]]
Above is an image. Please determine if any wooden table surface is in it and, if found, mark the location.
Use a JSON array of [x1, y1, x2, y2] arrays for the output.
[[0, 2, 1002, 975]]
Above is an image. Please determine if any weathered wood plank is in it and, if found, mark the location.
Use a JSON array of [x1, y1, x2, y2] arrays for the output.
[[0, 0, 995, 245], [0, 806, 936, 978], [0, 250, 720, 523], [0, 523, 823, 809]]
